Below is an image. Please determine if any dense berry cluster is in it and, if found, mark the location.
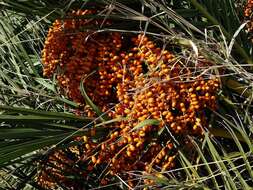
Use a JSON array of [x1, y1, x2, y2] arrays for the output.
[[37, 150, 75, 188], [39, 9, 220, 189], [245, 0, 253, 37], [78, 35, 219, 178], [42, 9, 122, 110]]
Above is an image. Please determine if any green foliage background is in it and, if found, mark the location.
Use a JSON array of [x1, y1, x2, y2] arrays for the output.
[[0, 0, 252, 189]]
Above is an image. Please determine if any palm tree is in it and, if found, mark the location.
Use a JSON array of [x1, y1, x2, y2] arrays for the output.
[[0, 0, 252, 189]]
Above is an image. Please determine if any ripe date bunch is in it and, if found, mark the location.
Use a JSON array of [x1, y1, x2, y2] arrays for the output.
[[39, 9, 220, 189]]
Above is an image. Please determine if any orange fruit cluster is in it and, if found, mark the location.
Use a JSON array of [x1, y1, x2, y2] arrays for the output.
[[37, 150, 76, 189], [245, 0, 253, 37], [40, 9, 220, 189], [245, 0, 253, 17], [42, 9, 122, 110], [78, 35, 219, 177]]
